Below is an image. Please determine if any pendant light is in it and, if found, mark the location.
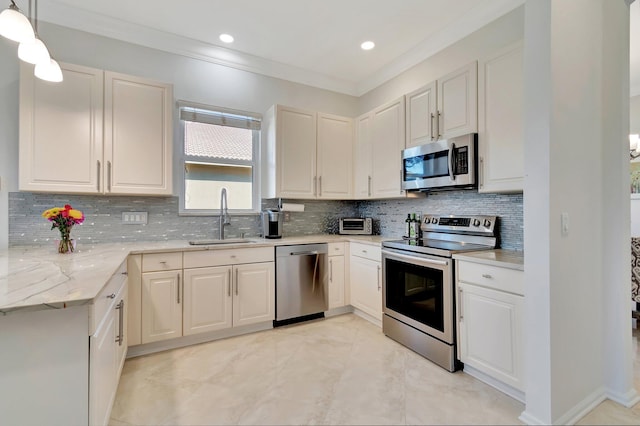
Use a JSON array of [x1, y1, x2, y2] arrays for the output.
[[17, 0, 49, 65], [0, 0, 34, 42], [34, 57, 62, 82]]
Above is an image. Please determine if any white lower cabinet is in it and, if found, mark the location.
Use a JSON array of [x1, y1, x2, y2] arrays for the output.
[[328, 243, 346, 309], [141, 270, 183, 344], [233, 262, 276, 327], [183, 266, 232, 335], [349, 242, 382, 321], [456, 260, 524, 394], [90, 261, 128, 426]]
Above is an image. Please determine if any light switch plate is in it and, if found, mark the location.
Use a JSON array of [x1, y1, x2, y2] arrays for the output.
[[122, 211, 148, 225]]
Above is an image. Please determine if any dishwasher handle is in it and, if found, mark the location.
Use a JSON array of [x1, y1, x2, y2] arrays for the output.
[[290, 251, 319, 256]]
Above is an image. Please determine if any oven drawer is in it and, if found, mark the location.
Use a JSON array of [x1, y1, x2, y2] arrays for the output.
[[350, 242, 381, 262], [457, 261, 524, 296]]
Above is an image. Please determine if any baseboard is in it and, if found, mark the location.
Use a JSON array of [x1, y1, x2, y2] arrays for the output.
[[126, 321, 273, 358], [554, 386, 607, 425], [352, 308, 382, 328], [606, 386, 640, 408], [462, 364, 525, 403], [518, 410, 547, 425], [325, 305, 353, 318]]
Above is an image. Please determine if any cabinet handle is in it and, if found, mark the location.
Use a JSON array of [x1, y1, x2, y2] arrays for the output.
[[115, 300, 124, 346], [459, 287, 464, 321], [368, 176, 372, 197], [329, 259, 333, 282], [437, 110, 442, 138], [107, 161, 112, 192], [479, 157, 484, 189], [400, 169, 404, 194], [107, 293, 116, 299], [228, 269, 231, 297], [235, 269, 239, 295], [377, 265, 381, 291], [430, 113, 436, 140], [121, 271, 128, 276], [481, 274, 493, 279], [319, 176, 322, 197], [97, 160, 101, 192], [177, 273, 181, 304], [313, 176, 317, 196]]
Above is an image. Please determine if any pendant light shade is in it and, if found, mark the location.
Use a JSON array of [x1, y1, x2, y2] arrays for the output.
[[18, 36, 49, 64], [0, 1, 34, 43], [35, 58, 63, 82]]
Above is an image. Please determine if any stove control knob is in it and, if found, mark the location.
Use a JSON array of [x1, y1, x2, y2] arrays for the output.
[[432, 218, 438, 225], [424, 217, 431, 224], [483, 219, 492, 227], [473, 219, 481, 227]]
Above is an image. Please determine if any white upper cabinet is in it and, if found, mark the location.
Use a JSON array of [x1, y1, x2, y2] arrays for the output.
[[478, 42, 524, 193], [405, 81, 437, 148], [317, 113, 353, 199], [437, 62, 478, 140], [353, 112, 373, 198], [19, 62, 103, 193], [19, 62, 173, 196], [104, 72, 173, 195], [405, 62, 477, 148], [370, 96, 406, 199], [262, 105, 353, 200]]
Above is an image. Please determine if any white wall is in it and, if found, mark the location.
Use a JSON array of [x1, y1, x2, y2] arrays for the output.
[[0, 22, 359, 248], [522, 0, 635, 424]]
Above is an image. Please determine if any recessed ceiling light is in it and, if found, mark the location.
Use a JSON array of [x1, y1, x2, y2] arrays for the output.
[[361, 41, 375, 51], [219, 33, 234, 43]]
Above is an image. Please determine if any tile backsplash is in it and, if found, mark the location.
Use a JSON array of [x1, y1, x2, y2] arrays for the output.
[[8, 191, 522, 250]]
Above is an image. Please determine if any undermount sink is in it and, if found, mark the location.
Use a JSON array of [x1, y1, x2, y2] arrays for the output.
[[188, 238, 257, 246]]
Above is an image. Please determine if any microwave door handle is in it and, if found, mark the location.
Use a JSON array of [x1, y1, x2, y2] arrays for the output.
[[448, 142, 456, 181]]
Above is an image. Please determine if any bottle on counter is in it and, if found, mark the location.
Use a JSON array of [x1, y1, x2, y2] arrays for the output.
[[405, 214, 412, 239], [409, 213, 417, 239]]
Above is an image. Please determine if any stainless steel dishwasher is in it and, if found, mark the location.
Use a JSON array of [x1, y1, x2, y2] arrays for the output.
[[275, 243, 328, 325]]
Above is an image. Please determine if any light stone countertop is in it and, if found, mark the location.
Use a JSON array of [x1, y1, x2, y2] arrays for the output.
[[0, 234, 391, 314], [453, 249, 524, 271]]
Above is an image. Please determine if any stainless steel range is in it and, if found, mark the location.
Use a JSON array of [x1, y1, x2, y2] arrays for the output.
[[381, 214, 498, 372]]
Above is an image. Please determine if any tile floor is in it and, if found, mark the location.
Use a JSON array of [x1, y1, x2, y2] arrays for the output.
[[110, 314, 640, 425]]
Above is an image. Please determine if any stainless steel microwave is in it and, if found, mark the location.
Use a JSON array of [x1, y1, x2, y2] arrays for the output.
[[339, 217, 373, 235], [402, 133, 477, 192]]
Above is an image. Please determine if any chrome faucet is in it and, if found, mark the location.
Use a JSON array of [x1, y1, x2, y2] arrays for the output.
[[219, 188, 230, 240]]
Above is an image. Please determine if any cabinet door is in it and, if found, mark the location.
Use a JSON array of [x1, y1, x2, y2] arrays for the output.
[[371, 97, 405, 199], [276, 106, 317, 198], [104, 72, 173, 195], [183, 266, 232, 335], [141, 271, 182, 344], [353, 112, 373, 199], [19, 62, 103, 193], [317, 113, 353, 199], [115, 285, 128, 377], [328, 256, 346, 309], [437, 62, 477, 139], [405, 82, 437, 148], [478, 42, 524, 193], [349, 255, 382, 321], [89, 307, 117, 426], [458, 282, 524, 391], [233, 262, 275, 327]]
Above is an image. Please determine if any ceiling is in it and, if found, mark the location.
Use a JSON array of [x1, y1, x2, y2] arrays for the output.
[[34, 0, 525, 96], [33, 0, 639, 97]]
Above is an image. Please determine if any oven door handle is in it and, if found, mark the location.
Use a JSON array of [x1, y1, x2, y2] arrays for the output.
[[382, 249, 449, 266]]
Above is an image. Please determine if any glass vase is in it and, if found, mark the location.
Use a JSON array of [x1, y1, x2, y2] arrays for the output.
[[58, 232, 76, 254]]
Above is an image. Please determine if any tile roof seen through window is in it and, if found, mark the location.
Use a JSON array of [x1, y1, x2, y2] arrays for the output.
[[185, 121, 252, 161]]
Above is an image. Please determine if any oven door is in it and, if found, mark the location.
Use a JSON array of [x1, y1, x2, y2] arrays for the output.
[[382, 247, 454, 344]]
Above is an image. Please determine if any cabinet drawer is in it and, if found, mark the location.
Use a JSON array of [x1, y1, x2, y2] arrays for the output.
[[350, 242, 381, 262], [91, 261, 127, 335], [328, 242, 345, 256], [184, 247, 274, 268], [457, 261, 524, 295], [142, 252, 183, 272]]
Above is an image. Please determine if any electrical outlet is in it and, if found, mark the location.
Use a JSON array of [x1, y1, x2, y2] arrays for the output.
[[284, 212, 291, 222], [122, 211, 148, 225]]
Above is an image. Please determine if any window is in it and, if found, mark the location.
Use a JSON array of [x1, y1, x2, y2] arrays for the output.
[[179, 103, 261, 214]]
